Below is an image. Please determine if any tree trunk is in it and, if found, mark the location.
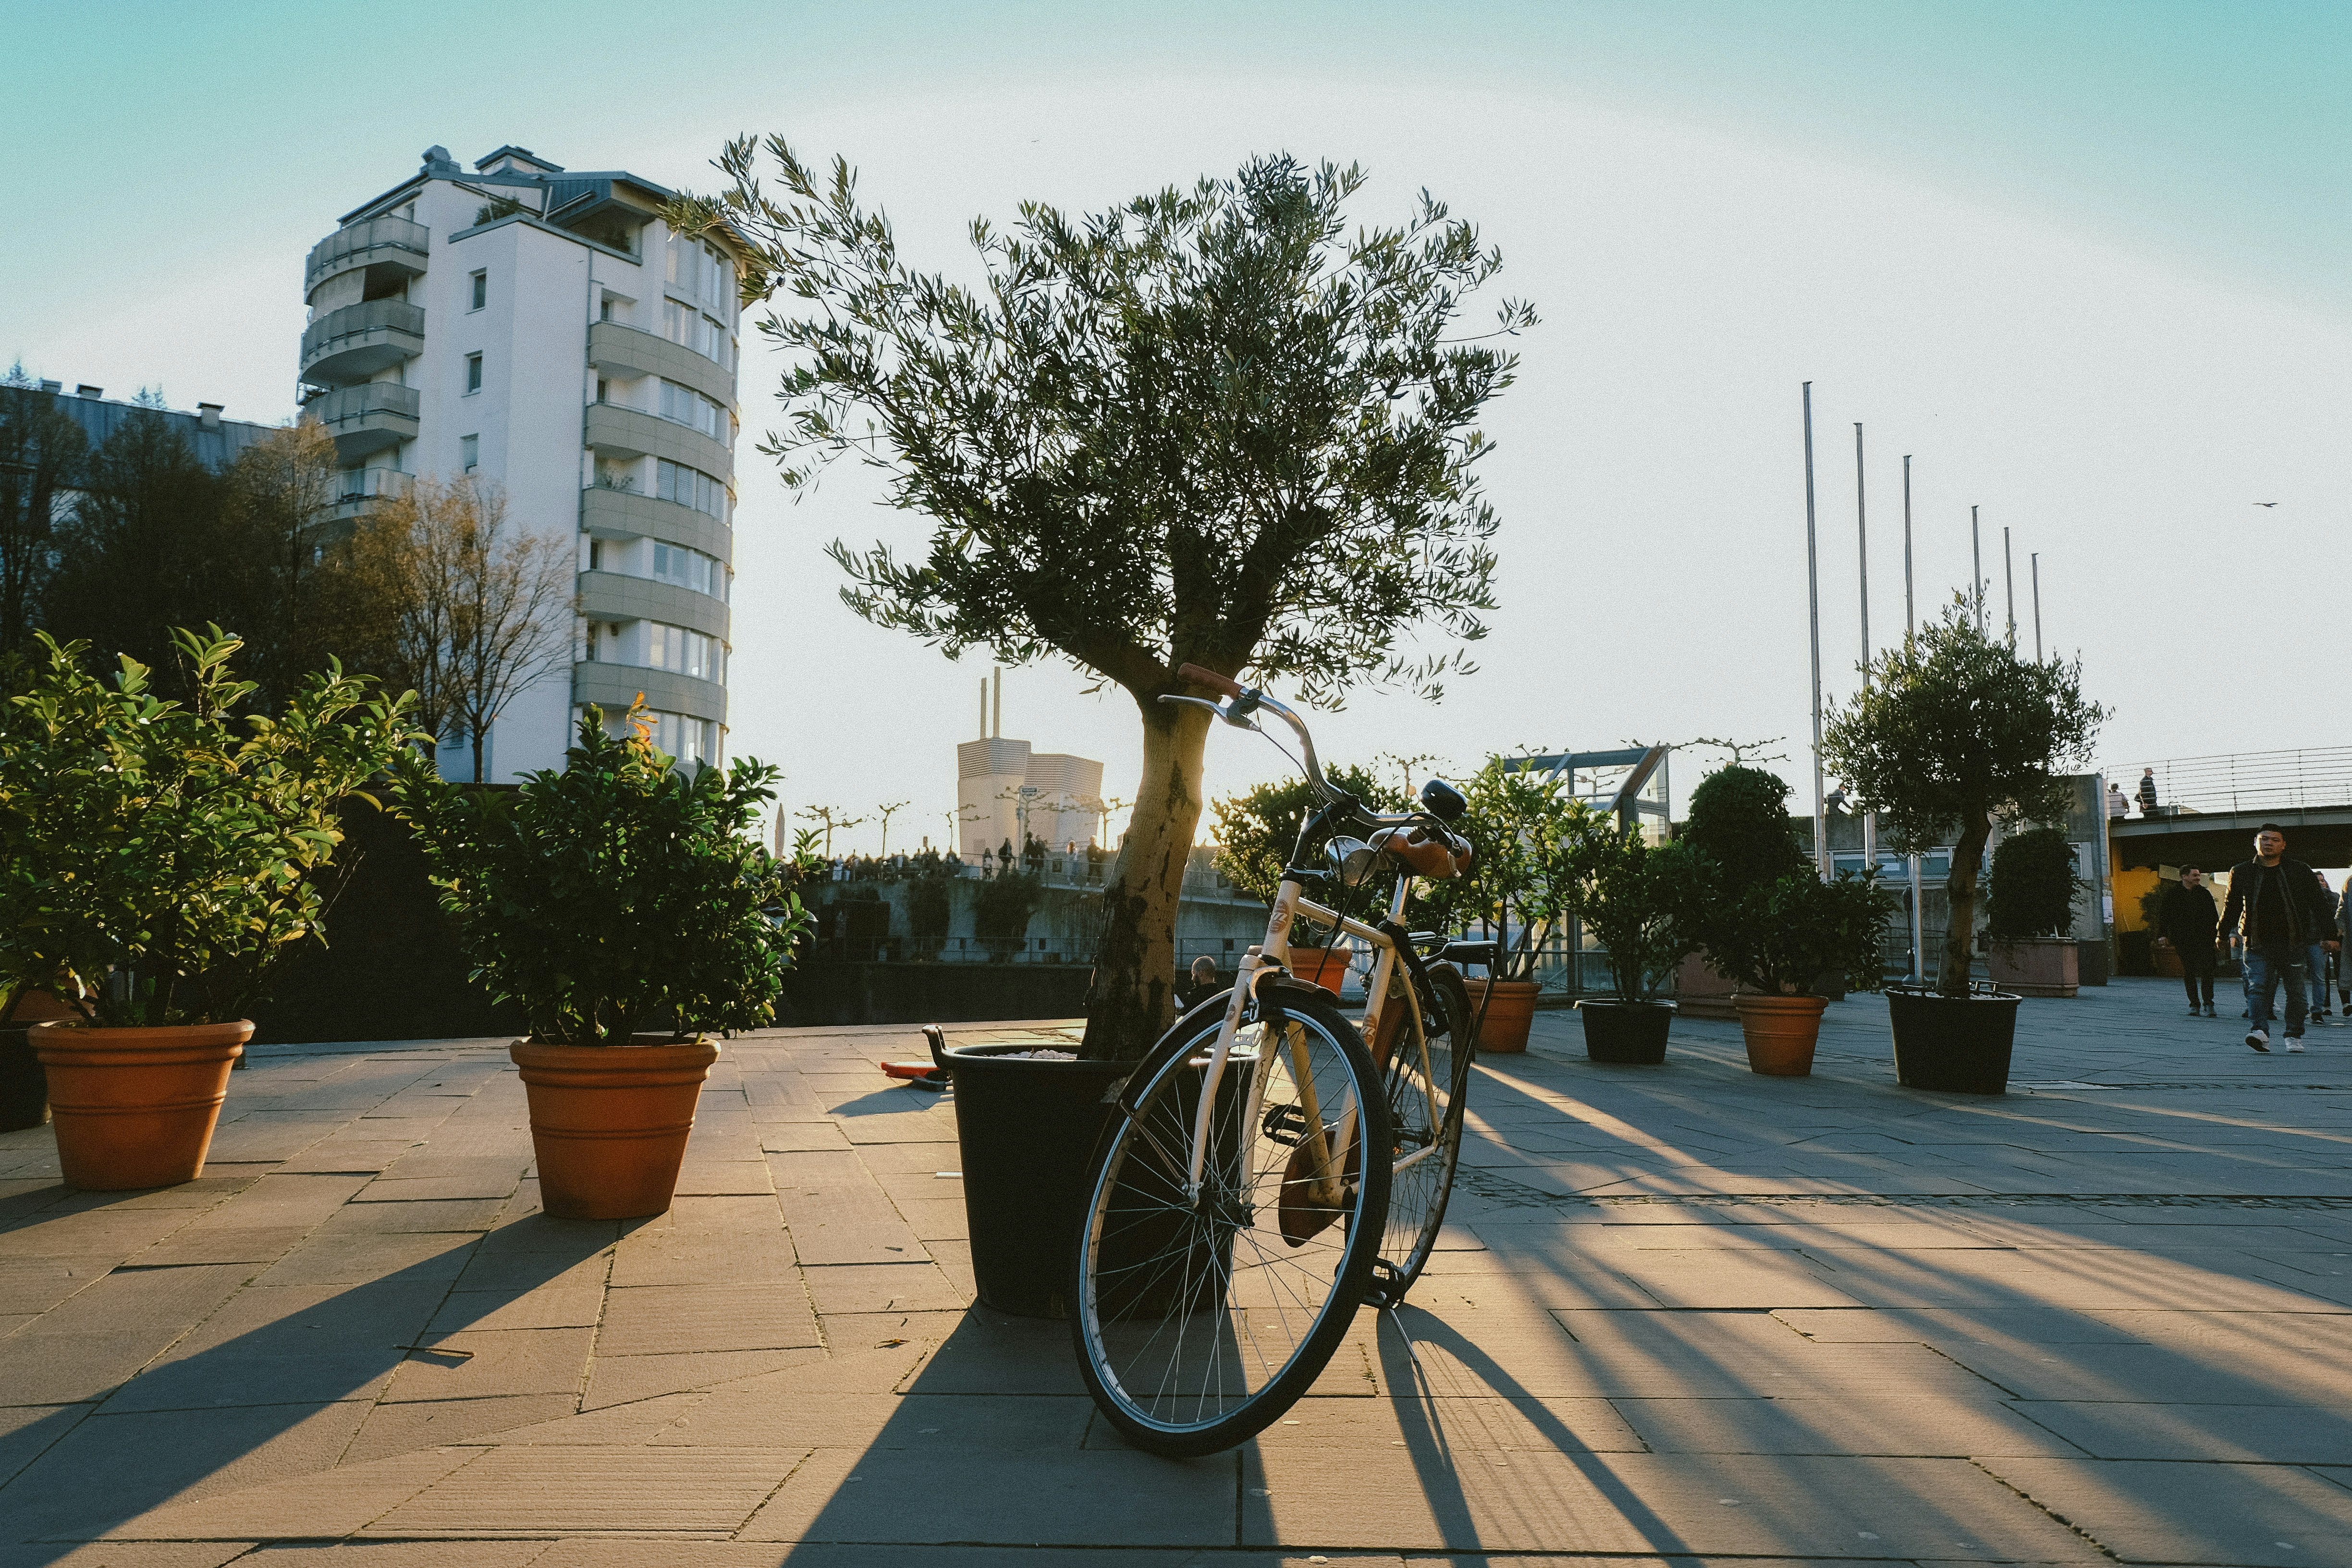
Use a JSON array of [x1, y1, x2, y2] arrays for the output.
[[1081, 693, 1214, 1060], [1940, 809, 1991, 996]]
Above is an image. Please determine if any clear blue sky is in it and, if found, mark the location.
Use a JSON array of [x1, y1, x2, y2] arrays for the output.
[[5, 3, 2347, 842]]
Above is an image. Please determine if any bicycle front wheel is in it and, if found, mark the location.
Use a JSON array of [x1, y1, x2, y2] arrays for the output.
[[1070, 988, 1391, 1456]]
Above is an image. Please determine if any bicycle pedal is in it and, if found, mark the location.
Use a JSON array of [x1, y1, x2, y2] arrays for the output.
[[1261, 1102, 1310, 1147]]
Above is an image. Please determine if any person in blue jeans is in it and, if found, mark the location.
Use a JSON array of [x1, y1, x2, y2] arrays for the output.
[[2310, 871, 2340, 1024], [2218, 825, 2337, 1054]]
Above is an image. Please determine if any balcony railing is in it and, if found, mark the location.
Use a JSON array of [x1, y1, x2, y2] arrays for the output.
[[2116, 748, 2352, 819], [300, 300, 425, 384], [305, 215, 430, 295], [325, 467, 413, 525], [306, 382, 420, 462]]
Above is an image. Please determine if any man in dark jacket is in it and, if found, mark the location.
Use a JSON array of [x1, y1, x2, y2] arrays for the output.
[[2218, 824, 2335, 1052], [2162, 867, 2220, 1017]]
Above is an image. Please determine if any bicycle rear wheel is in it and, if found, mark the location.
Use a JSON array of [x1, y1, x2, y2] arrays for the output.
[[1372, 960, 1473, 1302], [1070, 987, 1391, 1457]]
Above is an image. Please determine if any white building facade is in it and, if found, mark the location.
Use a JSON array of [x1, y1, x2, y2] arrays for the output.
[[302, 145, 746, 778]]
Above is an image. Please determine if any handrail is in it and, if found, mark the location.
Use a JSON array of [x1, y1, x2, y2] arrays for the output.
[[306, 382, 421, 423], [300, 300, 426, 366], [305, 215, 430, 293], [2111, 747, 2352, 817]]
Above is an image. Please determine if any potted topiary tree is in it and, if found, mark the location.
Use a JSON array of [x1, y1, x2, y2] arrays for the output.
[[1558, 814, 1706, 1064], [1707, 870, 1898, 1075], [1824, 601, 2105, 1093], [393, 704, 812, 1219], [0, 629, 411, 1189], [1984, 825, 2085, 998], [1211, 763, 1404, 995], [1676, 765, 1813, 1019]]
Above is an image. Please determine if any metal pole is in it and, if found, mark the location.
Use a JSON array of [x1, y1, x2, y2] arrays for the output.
[[2003, 527, 2016, 648], [1804, 384, 1828, 880], [1902, 454, 1914, 637], [1855, 424, 1875, 875], [1971, 506, 1983, 632], [2031, 552, 2043, 662]]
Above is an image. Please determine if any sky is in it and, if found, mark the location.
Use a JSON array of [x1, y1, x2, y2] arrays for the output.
[[6, 1, 2349, 855]]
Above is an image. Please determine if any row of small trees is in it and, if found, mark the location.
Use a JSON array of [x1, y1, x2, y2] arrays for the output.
[[0, 374, 571, 779]]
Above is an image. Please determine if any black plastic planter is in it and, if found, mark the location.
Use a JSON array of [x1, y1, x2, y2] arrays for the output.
[[1576, 998, 1673, 1065], [0, 1028, 47, 1132], [931, 1033, 1132, 1319], [1886, 984, 2022, 1094]]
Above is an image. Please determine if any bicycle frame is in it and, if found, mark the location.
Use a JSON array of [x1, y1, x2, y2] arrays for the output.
[[1179, 862, 1443, 1205]]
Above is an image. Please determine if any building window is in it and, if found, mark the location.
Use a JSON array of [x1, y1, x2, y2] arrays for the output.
[[588, 538, 604, 572], [470, 271, 487, 311], [654, 458, 729, 520], [465, 353, 483, 394], [596, 378, 609, 404], [600, 295, 616, 322], [651, 541, 723, 596], [461, 434, 478, 471], [644, 622, 716, 681], [657, 379, 728, 445]]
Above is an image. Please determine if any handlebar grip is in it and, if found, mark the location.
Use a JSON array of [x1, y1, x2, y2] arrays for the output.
[[1176, 662, 1244, 698]]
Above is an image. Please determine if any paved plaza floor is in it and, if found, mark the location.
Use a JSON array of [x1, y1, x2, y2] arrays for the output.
[[3, 977, 2351, 1566]]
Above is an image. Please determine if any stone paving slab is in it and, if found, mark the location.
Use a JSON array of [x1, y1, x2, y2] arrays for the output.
[[2, 986, 2352, 1561]]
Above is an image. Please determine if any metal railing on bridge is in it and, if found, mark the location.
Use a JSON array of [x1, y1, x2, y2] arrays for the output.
[[2118, 749, 2352, 818]]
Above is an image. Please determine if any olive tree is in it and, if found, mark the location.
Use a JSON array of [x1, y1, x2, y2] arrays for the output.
[[671, 142, 1532, 1058], [1822, 602, 2104, 996]]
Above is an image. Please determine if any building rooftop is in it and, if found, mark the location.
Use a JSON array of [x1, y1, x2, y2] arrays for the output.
[[26, 382, 279, 472]]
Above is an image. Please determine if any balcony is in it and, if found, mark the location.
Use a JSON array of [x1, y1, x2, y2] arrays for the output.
[[587, 321, 733, 407], [582, 404, 730, 479], [573, 662, 727, 724], [306, 382, 420, 464], [300, 300, 426, 386], [324, 466, 413, 528], [305, 215, 430, 298]]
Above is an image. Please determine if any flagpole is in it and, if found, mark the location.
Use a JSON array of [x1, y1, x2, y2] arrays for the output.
[[2031, 552, 2044, 661], [1855, 423, 1875, 878], [1903, 455, 1923, 983], [1805, 384, 1828, 881], [2003, 527, 2017, 648]]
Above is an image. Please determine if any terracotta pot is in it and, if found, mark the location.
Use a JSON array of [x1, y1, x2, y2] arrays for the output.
[[1673, 952, 1740, 1020], [1287, 946, 1351, 996], [30, 1020, 250, 1189], [510, 1037, 720, 1220], [1987, 937, 2080, 998], [0, 989, 77, 1133], [1465, 977, 1539, 1054], [1733, 993, 1826, 1077]]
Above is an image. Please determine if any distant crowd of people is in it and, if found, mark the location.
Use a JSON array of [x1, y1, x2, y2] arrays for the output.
[[2159, 822, 2346, 1053], [2106, 767, 2166, 820]]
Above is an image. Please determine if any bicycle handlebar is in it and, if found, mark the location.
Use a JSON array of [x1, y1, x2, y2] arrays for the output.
[[1165, 664, 1431, 834], [1176, 662, 1243, 698]]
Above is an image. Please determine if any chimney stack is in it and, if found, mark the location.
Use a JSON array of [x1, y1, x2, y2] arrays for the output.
[[37, 380, 59, 394], [197, 403, 223, 430], [75, 385, 102, 399]]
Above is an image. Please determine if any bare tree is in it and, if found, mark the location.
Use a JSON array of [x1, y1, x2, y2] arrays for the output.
[[221, 421, 341, 710], [338, 478, 573, 780], [0, 366, 84, 655], [873, 799, 912, 858]]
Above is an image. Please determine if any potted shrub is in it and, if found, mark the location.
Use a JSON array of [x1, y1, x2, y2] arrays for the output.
[[394, 704, 811, 1219], [973, 867, 1044, 962], [0, 630, 409, 1188], [1676, 764, 1814, 1019], [1710, 870, 1898, 1075], [1985, 825, 2085, 998], [1824, 601, 2105, 1094], [1559, 815, 1704, 1064], [1211, 763, 1404, 994], [1421, 757, 1581, 1052]]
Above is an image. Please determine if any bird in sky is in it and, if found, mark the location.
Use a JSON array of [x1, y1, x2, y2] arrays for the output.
[[2254, 501, 2279, 507]]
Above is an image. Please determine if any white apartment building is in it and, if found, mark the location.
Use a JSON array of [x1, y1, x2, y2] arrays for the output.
[[301, 144, 747, 779]]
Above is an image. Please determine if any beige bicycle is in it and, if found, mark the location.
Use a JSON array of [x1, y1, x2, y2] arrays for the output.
[[1069, 665, 1487, 1456]]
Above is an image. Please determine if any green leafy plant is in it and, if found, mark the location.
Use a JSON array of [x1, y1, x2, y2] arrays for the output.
[[1824, 601, 2105, 996], [0, 628, 413, 1026], [1679, 763, 1811, 965], [1986, 825, 2083, 942], [1712, 871, 1899, 997], [973, 868, 1043, 961], [1211, 763, 1405, 947], [1429, 757, 1585, 982], [906, 858, 956, 960], [1558, 820, 1706, 1000], [392, 705, 809, 1044]]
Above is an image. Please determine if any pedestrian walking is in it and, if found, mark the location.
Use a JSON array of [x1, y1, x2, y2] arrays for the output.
[[2137, 768, 2160, 816], [2218, 824, 2335, 1053], [2161, 867, 2220, 1017], [2106, 783, 2129, 820], [2312, 871, 2342, 1024]]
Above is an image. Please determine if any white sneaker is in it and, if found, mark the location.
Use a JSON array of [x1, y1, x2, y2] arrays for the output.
[[2287, 1038, 2306, 1054], [2247, 1029, 2270, 1052]]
